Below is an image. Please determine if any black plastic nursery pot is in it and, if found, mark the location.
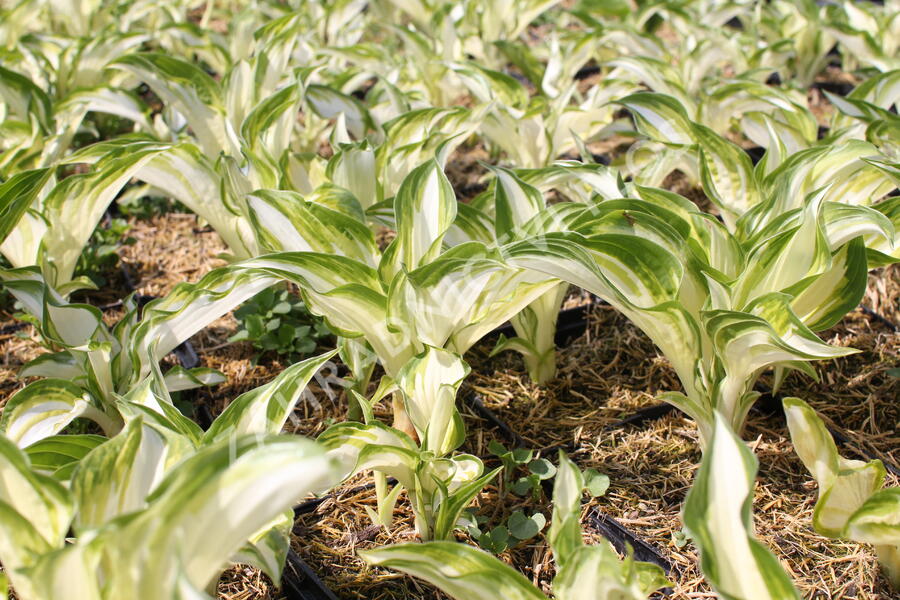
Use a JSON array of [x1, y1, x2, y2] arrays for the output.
[[282, 549, 340, 600]]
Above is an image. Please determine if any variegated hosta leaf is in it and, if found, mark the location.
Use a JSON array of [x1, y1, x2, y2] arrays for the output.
[[377, 108, 478, 197], [71, 417, 194, 532], [789, 238, 868, 332], [392, 243, 559, 357], [74, 139, 259, 260], [24, 434, 105, 481], [750, 141, 897, 235], [201, 350, 338, 444], [567, 201, 690, 261], [0, 435, 73, 599], [430, 457, 499, 542], [360, 542, 546, 600], [112, 53, 241, 157], [683, 413, 801, 600], [25, 435, 339, 599], [0, 167, 51, 246], [705, 293, 857, 435], [305, 83, 372, 141], [550, 450, 670, 599], [733, 191, 833, 310], [41, 146, 165, 287], [245, 188, 379, 267], [846, 488, 900, 589], [553, 545, 670, 600], [705, 80, 817, 144], [56, 87, 153, 133], [0, 64, 52, 132], [607, 56, 689, 108], [326, 140, 377, 209], [0, 171, 49, 273], [548, 450, 585, 568], [693, 124, 762, 229], [445, 202, 496, 247], [231, 510, 293, 584], [162, 366, 226, 393], [480, 104, 551, 169], [491, 165, 544, 241], [318, 420, 418, 479], [502, 233, 701, 394], [23, 542, 102, 600], [393, 159, 457, 272], [118, 376, 204, 447], [395, 347, 469, 456], [129, 267, 283, 380], [0, 379, 112, 448], [118, 435, 338, 594], [501, 281, 568, 384], [0, 267, 128, 416], [239, 82, 302, 158], [234, 253, 411, 374], [19, 351, 84, 381], [615, 92, 695, 147], [517, 161, 626, 203], [319, 418, 494, 540], [783, 398, 886, 538]]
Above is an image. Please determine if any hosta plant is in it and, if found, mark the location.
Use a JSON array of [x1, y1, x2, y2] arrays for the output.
[[828, 1, 900, 73], [1, 348, 341, 595], [359, 452, 670, 599], [784, 397, 900, 589], [486, 167, 569, 383], [141, 160, 561, 426], [503, 184, 894, 444], [0, 428, 339, 600], [319, 347, 499, 541], [683, 413, 801, 599], [0, 141, 188, 291], [0, 266, 233, 445]]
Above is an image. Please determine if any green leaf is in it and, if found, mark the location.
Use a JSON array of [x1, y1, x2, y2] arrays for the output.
[[584, 469, 610, 497], [481, 525, 510, 553], [488, 440, 508, 457], [528, 457, 557, 480], [512, 476, 537, 496], [507, 510, 545, 540]]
